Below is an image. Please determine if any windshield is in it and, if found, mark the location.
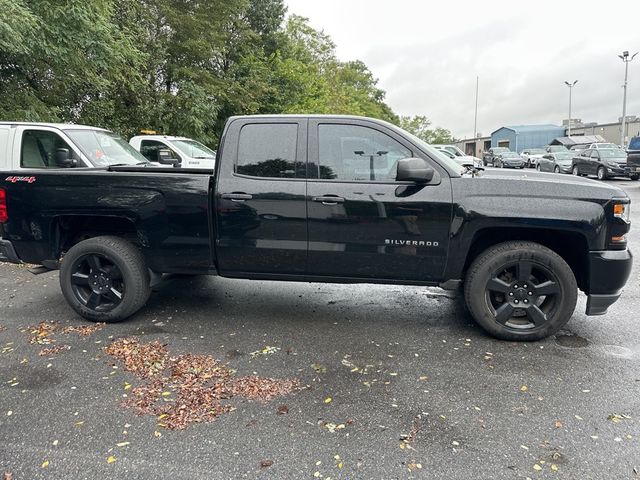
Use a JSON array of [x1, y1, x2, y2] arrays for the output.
[[600, 149, 626, 159], [494, 147, 509, 153], [171, 139, 216, 159], [443, 145, 465, 156], [67, 130, 148, 166], [529, 148, 545, 154], [502, 152, 521, 158], [630, 137, 640, 150], [555, 152, 574, 161]]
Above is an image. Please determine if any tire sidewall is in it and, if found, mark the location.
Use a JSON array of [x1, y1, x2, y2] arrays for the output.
[[465, 242, 577, 341]]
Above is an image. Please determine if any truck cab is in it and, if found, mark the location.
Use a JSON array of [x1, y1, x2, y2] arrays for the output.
[[0, 122, 150, 170]]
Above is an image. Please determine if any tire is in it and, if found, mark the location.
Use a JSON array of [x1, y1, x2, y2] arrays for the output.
[[597, 166, 607, 180], [630, 175, 639, 181], [572, 165, 579, 176], [464, 241, 577, 341], [536, 164, 541, 171], [554, 166, 560, 173], [60, 236, 151, 323]]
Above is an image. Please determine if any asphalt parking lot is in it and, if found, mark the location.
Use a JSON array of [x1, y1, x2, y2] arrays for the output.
[[1, 175, 639, 480]]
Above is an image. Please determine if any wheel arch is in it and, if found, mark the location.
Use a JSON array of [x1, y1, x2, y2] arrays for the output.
[[461, 227, 589, 292]]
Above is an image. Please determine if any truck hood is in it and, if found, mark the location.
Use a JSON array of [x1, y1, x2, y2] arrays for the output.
[[462, 168, 627, 201]]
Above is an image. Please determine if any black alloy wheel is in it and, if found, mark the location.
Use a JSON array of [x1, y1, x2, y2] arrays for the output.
[[485, 260, 561, 331], [70, 253, 124, 312], [597, 166, 607, 180]]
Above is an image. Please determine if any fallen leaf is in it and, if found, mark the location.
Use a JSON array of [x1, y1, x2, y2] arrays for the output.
[[3, 472, 12, 480], [116, 442, 130, 447], [52, 440, 59, 446], [533, 464, 542, 471], [260, 459, 274, 468], [551, 464, 558, 472], [107, 456, 116, 464], [520, 385, 528, 392], [154, 431, 162, 437], [311, 363, 327, 374], [554, 420, 563, 428], [41, 461, 49, 468], [324, 397, 332, 404], [276, 405, 289, 415]]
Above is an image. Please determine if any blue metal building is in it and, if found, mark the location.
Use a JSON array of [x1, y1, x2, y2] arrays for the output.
[[491, 125, 565, 152]]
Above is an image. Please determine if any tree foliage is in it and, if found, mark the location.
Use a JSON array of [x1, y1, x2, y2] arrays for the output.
[[0, 1, 449, 146], [399, 115, 457, 144]]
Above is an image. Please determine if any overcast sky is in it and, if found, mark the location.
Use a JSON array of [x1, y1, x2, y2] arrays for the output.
[[285, 0, 640, 139]]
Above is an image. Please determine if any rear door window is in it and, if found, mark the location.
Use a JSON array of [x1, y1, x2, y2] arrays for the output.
[[236, 123, 302, 178]]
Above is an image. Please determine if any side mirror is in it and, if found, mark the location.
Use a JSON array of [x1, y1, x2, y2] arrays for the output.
[[158, 149, 181, 166], [396, 157, 434, 183], [55, 148, 76, 167]]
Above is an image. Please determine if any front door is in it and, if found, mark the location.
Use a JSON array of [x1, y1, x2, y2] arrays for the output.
[[306, 119, 452, 282], [215, 118, 308, 275]]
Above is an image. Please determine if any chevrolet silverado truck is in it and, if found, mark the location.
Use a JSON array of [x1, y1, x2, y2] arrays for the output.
[[0, 115, 633, 341]]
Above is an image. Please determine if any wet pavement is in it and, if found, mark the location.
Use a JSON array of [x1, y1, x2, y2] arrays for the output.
[[0, 177, 638, 479]]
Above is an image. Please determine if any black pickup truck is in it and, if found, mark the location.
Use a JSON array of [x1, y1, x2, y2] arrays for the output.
[[0, 115, 633, 341]]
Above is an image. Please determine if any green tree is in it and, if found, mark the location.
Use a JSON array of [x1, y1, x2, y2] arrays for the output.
[[399, 115, 457, 144]]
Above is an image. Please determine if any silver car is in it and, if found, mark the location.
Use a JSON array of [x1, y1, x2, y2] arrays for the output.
[[537, 151, 574, 174]]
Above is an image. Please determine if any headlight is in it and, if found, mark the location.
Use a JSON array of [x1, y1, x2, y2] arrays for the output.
[[607, 161, 619, 168], [613, 202, 630, 222]]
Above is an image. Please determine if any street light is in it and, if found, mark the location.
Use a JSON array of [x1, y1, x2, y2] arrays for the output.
[[564, 80, 578, 137], [619, 50, 638, 147]]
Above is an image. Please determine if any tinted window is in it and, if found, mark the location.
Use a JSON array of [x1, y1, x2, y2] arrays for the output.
[[236, 123, 300, 178], [590, 150, 600, 158], [315, 124, 411, 182], [20, 130, 79, 168], [629, 137, 640, 150]]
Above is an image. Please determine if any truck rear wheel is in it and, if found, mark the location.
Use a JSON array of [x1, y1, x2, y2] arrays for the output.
[[464, 241, 577, 341], [60, 236, 150, 323]]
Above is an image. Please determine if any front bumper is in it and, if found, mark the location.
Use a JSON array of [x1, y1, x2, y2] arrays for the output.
[[585, 249, 633, 315], [503, 162, 525, 168], [0, 239, 21, 264]]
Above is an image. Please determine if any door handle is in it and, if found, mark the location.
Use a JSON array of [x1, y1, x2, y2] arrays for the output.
[[221, 193, 253, 202], [312, 195, 345, 205]]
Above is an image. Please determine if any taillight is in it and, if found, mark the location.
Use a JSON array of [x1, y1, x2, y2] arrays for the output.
[[0, 188, 7, 223]]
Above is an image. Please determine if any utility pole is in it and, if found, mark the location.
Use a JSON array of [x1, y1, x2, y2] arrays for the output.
[[619, 51, 638, 147], [564, 80, 578, 137], [473, 76, 479, 156]]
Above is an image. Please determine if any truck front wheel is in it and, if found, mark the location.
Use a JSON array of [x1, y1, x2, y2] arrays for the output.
[[464, 241, 577, 341], [60, 236, 151, 323]]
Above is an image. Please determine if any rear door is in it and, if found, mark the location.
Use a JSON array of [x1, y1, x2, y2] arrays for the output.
[[588, 150, 600, 175], [214, 118, 308, 275], [305, 118, 452, 282]]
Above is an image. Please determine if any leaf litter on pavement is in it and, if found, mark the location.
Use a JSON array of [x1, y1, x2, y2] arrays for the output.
[[104, 337, 299, 429], [24, 321, 104, 355]]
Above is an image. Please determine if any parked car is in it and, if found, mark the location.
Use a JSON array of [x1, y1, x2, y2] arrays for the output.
[[585, 142, 620, 150], [130, 135, 216, 169], [433, 145, 460, 155], [0, 114, 633, 341], [494, 151, 525, 168], [571, 148, 637, 180], [537, 152, 574, 174], [437, 148, 483, 168], [0, 122, 156, 171], [520, 148, 546, 168], [545, 145, 568, 153], [625, 136, 640, 177], [482, 147, 510, 166]]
